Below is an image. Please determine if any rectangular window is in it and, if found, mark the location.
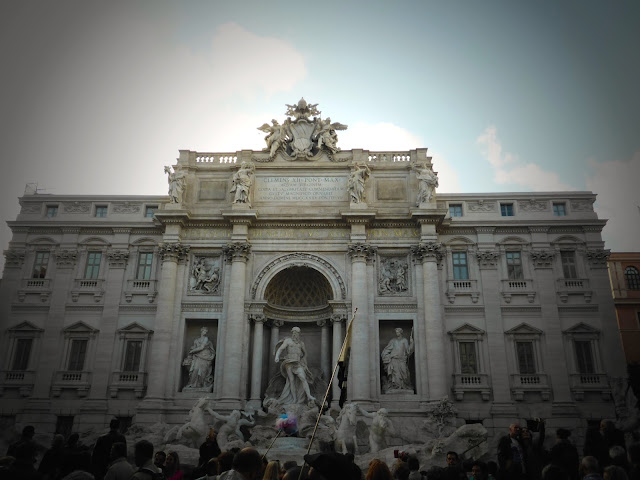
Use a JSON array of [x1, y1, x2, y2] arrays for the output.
[[67, 339, 88, 371], [95, 206, 108, 217], [12, 338, 33, 371], [84, 252, 102, 279], [553, 203, 566, 216], [516, 341, 536, 374], [575, 341, 595, 374], [506, 252, 523, 280], [46, 205, 58, 217], [123, 340, 143, 371], [136, 253, 153, 280], [452, 252, 469, 280], [459, 342, 477, 374], [145, 206, 158, 218], [500, 203, 514, 216], [561, 251, 578, 279], [32, 251, 50, 278], [449, 204, 463, 217]]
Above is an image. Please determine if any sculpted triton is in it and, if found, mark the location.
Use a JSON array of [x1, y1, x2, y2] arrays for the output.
[[274, 326, 316, 405]]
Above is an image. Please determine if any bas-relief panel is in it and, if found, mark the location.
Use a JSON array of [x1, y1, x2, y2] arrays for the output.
[[188, 255, 223, 295], [378, 257, 409, 296]]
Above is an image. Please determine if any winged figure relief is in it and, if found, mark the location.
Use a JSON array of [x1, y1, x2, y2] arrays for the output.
[[314, 117, 348, 154], [257, 119, 291, 158]]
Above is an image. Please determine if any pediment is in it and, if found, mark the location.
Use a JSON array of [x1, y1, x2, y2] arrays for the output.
[[63, 321, 99, 333], [448, 323, 485, 335], [132, 237, 157, 246], [504, 323, 543, 335], [7, 321, 44, 333], [446, 236, 475, 246], [79, 236, 111, 246], [117, 322, 153, 334], [563, 322, 600, 335]]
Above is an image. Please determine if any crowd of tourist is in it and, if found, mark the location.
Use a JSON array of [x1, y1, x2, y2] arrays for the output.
[[2, 419, 639, 480]]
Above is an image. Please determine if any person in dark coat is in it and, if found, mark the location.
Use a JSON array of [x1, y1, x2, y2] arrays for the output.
[[498, 424, 528, 480], [549, 429, 579, 480], [38, 434, 65, 480], [583, 420, 625, 469], [6, 425, 40, 479], [91, 419, 126, 480]]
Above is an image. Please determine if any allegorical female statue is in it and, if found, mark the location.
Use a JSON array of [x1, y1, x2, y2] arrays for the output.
[[230, 161, 255, 206], [381, 327, 414, 392], [183, 327, 215, 391]]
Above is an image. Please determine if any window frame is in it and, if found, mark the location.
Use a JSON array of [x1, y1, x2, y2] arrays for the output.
[[4, 322, 43, 373], [144, 205, 158, 218], [136, 252, 154, 280], [60, 322, 99, 374], [452, 251, 469, 280], [552, 203, 567, 216], [32, 251, 50, 279], [449, 204, 463, 218], [46, 205, 59, 218], [506, 251, 524, 280], [624, 266, 640, 290], [94, 205, 108, 218], [560, 250, 578, 279], [447, 324, 490, 400], [83, 251, 102, 280], [500, 203, 514, 217]]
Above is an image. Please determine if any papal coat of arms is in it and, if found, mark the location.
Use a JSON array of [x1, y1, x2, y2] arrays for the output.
[[257, 98, 348, 161]]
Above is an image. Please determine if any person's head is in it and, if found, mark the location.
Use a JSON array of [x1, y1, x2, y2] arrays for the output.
[[509, 423, 522, 438], [154, 451, 166, 467], [470, 461, 487, 480], [556, 428, 571, 441], [580, 456, 600, 476], [304, 452, 362, 480], [395, 328, 403, 338], [217, 451, 235, 474], [232, 448, 262, 479], [407, 456, 420, 472], [394, 462, 410, 480], [109, 418, 120, 431], [206, 428, 216, 441], [628, 443, 640, 465], [446, 451, 459, 466], [134, 440, 154, 468], [284, 466, 309, 480], [283, 460, 298, 472], [264, 460, 281, 480], [604, 465, 629, 480], [600, 419, 614, 434], [67, 433, 80, 447], [110, 442, 127, 461], [609, 445, 627, 466], [541, 464, 570, 480], [21, 426, 35, 439], [201, 326, 208, 337], [366, 459, 393, 480], [165, 451, 180, 472], [51, 434, 65, 449]]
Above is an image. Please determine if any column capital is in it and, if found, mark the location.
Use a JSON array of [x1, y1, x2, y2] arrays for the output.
[[158, 242, 191, 263], [223, 242, 251, 262], [411, 242, 443, 263], [347, 243, 377, 262], [475, 250, 500, 269], [3, 249, 25, 268], [271, 319, 284, 328], [250, 313, 267, 324], [317, 319, 327, 327], [586, 248, 610, 269], [106, 249, 130, 268], [54, 248, 78, 268], [530, 250, 555, 269], [330, 313, 347, 324]]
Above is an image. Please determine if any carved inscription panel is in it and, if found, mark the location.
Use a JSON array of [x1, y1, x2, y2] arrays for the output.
[[254, 176, 347, 202]]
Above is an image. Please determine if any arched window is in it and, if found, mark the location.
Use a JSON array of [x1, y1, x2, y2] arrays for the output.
[[625, 266, 640, 290]]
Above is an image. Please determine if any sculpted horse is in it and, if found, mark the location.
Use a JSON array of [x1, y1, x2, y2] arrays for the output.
[[335, 402, 359, 455], [165, 397, 210, 448]]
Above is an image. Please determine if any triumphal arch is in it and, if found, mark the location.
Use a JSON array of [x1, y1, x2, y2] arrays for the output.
[[0, 99, 628, 448]]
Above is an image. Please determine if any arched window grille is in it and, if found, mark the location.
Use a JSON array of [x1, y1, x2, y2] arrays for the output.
[[625, 266, 640, 290]]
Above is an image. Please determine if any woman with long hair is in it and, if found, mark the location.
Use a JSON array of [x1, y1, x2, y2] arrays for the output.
[[263, 460, 281, 480], [164, 451, 184, 480], [366, 459, 393, 480]]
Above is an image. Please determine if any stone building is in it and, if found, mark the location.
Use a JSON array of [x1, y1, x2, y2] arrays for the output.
[[0, 100, 627, 441], [608, 252, 640, 364]]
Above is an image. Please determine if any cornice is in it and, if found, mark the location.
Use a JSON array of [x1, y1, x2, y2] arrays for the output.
[[374, 303, 418, 313], [443, 306, 485, 315], [118, 305, 158, 313], [501, 306, 542, 315], [557, 305, 599, 314], [181, 302, 224, 312], [65, 304, 105, 313], [11, 304, 51, 313]]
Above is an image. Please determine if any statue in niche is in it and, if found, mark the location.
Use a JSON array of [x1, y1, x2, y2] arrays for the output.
[[230, 161, 255, 206], [165, 165, 187, 204], [348, 163, 371, 204], [208, 409, 255, 451], [358, 406, 395, 453], [274, 326, 316, 404], [182, 327, 215, 391], [381, 327, 414, 393], [189, 256, 221, 294], [412, 162, 438, 205], [379, 259, 409, 294]]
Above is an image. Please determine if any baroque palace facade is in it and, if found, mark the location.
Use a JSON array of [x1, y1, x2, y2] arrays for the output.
[[0, 100, 627, 441]]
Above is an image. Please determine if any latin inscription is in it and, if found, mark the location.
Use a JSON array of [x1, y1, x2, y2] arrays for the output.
[[255, 176, 347, 202]]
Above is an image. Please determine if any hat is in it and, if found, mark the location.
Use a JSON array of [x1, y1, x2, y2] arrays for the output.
[[304, 452, 361, 480], [22, 426, 35, 436]]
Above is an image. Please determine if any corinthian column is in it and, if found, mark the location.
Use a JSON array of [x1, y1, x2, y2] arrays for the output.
[[269, 320, 283, 379], [347, 243, 376, 403], [249, 314, 266, 404], [218, 242, 251, 407], [330, 313, 346, 399], [318, 320, 330, 382], [145, 243, 190, 399], [411, 242, 447, 399]]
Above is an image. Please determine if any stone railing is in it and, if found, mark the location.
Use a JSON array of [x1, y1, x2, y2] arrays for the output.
[[500, 279, 536, 303], [446, 279, 480, 304], [124, 279, 157, 303], [569, 373, 610, 401], [109, 371, 147, 398], [0, 370, 36, 397], [510, 373, 551, 401], [452, 373, 491, 401], [52, 371, 92, 397], [22, 278, 51, 289]]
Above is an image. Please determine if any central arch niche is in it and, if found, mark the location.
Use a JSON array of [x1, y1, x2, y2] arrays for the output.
[[264, 266, 333, 309]]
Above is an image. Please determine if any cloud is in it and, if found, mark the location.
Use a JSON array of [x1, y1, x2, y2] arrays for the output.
[[586, 152, 640, 251], [476, 126, 574, 191], [341, 122, 462, 193]]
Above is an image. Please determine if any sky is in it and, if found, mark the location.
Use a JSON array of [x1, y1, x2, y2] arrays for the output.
[[1, 1, 639, 275]]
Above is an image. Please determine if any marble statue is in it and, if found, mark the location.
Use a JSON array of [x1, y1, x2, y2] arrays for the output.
[[412, 163, 438, 204], [230, 161, 255, 206], [189, 257, 221, 294], [348, 163, 371, 204], [381, 327, 414, 393], [165, 166, 186, 204], [208, 409, 255, 450], [358, 406, 395, 453], [274, 327, 316, 405], [182, 327, 215, 391], [257, 99, 348, 160], [335, 402, 360, 455], [164, 397, 210, 448]]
